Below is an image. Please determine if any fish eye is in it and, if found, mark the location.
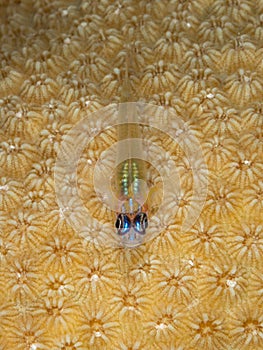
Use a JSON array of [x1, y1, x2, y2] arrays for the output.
[[115, 213, 131, 235], [133, 212, 148, 234]]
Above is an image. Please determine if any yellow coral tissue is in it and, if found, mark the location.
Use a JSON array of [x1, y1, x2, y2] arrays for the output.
[[0, 0, 263, 349]]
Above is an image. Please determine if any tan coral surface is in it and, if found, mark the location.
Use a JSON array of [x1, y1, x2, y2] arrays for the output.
[[0, 0, 263, 349]]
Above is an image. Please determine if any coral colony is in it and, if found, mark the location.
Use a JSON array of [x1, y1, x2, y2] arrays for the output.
[[0, 0, 262, 349]]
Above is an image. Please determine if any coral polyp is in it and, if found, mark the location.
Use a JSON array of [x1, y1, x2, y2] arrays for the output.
[[224, 69, 263, 106], [0, 137, 39, 178], [20, 73, 59, 104]]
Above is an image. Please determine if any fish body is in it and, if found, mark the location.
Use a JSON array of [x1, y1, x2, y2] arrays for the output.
[[114, 49, 148, 248]]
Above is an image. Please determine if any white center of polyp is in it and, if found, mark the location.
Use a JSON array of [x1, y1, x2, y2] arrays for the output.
[[59, 207, 69, 218], [155, 323, 167, 330], [90, 274, 99, 282], [206, 93, 214, 99], [94, 331, 101, 338], [0, 185, 8, 191], [64, 37, 71, 44], [226, 279, 236, 288], [244, 75, 250, 83], [15, 111, 23, 118]]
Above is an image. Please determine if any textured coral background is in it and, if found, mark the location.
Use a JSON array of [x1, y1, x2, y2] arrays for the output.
[[0, 0, 263, 349]]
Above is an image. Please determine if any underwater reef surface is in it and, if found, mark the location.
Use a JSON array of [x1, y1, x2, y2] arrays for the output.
[[0, 0, 263, 349]]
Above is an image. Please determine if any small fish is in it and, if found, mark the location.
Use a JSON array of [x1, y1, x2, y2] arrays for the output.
[[114, 46, 149, 248]]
